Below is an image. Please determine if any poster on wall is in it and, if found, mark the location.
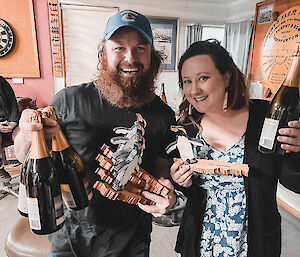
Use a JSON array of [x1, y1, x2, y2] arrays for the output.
[[148, 18, 178, 71], [258, 4, 274, 24], [48, 0, 63, 77]]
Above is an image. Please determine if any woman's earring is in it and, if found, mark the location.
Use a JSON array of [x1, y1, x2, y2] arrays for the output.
[[188, 103, 193, 115], [223, 91, 228, 111]]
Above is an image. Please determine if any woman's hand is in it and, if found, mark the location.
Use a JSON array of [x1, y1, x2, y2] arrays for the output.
[[170, 159, 193, 188], [278, 119, 300, 153], [137, 178, 177, 217]]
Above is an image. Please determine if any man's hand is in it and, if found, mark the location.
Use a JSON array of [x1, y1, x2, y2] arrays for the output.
[[13, 109, 60, 162], [18, 109, 59, 141], [278, 119, 300, 153], [170, 159, 193, 188], [137, 178, 177, 217]]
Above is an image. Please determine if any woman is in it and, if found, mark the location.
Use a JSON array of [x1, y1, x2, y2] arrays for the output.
[[170, 40, 300, 257]]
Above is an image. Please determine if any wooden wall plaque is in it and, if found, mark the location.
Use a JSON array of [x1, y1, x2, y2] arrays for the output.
[[248, 0, 300, 99], [48, 0, 63, 77]]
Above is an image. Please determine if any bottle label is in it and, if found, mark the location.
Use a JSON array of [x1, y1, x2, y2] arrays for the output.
[[18, 183, 28, 214], [259, 118, 279, 150], [53, 194, 65, 226], [27, 197, 41, 230], [61, 184, 76, 208]]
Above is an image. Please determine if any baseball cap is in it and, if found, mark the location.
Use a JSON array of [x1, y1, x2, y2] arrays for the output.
[[104, 10, 153, 44]]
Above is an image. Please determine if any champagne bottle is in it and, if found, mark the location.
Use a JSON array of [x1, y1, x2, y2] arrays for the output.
[[161, 83, 168, 104], [258, 42, 300, 155], [26, 110, 65, 235], [42, 106, 92, 210], [17, 151, 31, 217]]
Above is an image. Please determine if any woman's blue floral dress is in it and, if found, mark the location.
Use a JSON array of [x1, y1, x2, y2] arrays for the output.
[[193, 133, 248, 257]]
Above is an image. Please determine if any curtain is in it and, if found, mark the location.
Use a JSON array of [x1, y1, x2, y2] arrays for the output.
[[224, 20, 253, 75], [185, 24, 203, 50], [61, 4, 118, 86]]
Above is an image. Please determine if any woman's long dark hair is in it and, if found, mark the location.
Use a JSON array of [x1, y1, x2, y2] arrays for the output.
[[177, 40, 249, 127]]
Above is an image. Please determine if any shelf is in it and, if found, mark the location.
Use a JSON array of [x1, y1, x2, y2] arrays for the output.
[[277, 183, 300, 220]]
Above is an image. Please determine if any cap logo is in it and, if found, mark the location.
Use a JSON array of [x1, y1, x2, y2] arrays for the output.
[[121, 10, 138, 23]]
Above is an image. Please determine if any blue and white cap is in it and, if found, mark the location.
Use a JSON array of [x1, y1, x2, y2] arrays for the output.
[[104, 10, 153, 44]]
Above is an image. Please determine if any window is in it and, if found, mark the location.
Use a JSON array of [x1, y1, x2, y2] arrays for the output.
[[61, 5, 118, 86], [201, 25, 225, 46]]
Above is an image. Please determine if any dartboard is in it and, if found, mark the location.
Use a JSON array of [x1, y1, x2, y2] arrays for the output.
[[0, 18, 14, 57]]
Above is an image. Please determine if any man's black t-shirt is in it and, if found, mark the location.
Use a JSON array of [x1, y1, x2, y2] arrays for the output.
[[50, 82, 176, 256]]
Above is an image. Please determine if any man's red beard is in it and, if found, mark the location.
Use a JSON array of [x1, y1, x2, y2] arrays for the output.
[[95, 61, 156, 108]]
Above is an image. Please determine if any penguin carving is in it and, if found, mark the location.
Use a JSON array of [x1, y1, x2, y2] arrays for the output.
[[166, 125, 203, 163]]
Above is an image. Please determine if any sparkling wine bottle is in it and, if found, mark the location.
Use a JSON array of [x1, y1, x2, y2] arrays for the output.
[[161, 83, 168, 104], [42, 106, 92, 210], [26, 110, 65, 235], [258, 42, 300, 155]]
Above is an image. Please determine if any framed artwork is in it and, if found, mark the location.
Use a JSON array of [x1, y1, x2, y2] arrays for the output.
[[148, 17, 178, 71]]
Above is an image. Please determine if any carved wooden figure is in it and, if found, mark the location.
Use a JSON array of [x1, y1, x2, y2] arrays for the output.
[[93, 114, 169, 205]]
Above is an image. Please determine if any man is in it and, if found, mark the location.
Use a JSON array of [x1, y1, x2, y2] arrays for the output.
[[0, 76, 20, 182], [14, 10, 177, 257]]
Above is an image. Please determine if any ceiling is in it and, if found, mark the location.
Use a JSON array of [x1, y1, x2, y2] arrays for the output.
[[60, 0, 261, 22], [61, 0, 259, 9]]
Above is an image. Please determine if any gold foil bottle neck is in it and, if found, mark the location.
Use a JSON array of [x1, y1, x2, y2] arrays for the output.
[[52, 129, 70, 151], [39, 106, 70, 151], [30, 130, 51, 159], [283, 42, 300, 88], [29, 110, 50, 159]]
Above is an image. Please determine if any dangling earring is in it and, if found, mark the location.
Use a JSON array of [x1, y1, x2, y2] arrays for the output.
[[188, 103, 193, 115], [223, 91, 228, 111]]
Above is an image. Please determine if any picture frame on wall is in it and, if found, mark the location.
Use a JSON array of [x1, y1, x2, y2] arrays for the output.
[[148, 17, 178, 71]]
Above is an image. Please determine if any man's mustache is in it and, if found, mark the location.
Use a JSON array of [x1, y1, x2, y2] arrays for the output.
[[117, 62, 144, 70]]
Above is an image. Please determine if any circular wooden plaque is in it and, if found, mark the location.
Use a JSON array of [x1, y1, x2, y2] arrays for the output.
[[261, 6, 300, 95]]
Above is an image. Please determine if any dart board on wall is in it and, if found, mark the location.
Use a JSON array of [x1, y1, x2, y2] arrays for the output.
[[0, 18, 15, 57]]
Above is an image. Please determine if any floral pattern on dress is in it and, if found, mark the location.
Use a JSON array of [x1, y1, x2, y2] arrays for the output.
[[194, 134, 248, 257]]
